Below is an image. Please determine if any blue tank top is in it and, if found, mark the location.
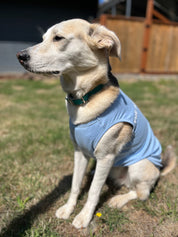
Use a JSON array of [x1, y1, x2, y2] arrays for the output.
[[70, 90, 162, 168]]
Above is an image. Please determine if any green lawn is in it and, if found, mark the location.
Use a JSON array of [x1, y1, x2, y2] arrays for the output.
[[0, 77, 177, 237]]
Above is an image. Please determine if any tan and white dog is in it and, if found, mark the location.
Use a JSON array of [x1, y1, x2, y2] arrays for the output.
[[17, 19, 176, 229]]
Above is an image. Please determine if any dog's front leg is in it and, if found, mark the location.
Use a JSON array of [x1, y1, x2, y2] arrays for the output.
[[72, 155, 114, 229], [56, 149, 89, 219]]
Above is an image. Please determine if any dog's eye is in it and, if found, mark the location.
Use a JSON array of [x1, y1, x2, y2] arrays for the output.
[[53, 36, 64, 42]]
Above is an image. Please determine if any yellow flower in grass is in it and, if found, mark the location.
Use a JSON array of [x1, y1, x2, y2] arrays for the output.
[[96, 212, 102, 217]]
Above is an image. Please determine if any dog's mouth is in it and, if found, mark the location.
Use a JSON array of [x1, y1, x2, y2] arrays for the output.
[[37, 71, 61, 76], [52, 71, 60, 75], [34, 70, 60, 76], [25, 67, 60, 76]]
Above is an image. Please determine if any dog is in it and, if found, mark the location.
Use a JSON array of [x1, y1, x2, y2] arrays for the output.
[[17, 19, 176, 229]]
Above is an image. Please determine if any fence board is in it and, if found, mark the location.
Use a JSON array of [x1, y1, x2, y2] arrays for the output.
[[99, 15, 178, 74], [106, 17, 144, 73], [146, 24, 178, 72]]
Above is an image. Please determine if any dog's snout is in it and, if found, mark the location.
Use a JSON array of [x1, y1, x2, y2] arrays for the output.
[[16, 50, 30, 64]]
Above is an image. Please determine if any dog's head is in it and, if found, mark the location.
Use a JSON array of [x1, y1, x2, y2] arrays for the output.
[[17, 19, 121, 76]]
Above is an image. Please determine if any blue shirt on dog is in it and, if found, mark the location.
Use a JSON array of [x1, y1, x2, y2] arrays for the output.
[[70, 89, 162, 168]]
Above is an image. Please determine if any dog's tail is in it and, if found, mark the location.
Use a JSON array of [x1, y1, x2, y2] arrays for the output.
[[161, 145, 177, 176]]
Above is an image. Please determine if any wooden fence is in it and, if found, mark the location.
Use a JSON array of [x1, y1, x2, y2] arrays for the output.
[[98, 14, 178, 74]]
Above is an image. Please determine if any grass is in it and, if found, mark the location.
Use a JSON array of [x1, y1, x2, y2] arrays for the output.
[[0, 76, 177, 237]]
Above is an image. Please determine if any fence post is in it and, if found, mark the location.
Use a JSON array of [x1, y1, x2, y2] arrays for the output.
[[140, 0, 154, 73], [99, 14, 108, 26]]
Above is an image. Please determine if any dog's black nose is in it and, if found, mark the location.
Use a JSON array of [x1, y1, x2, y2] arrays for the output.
[[16, 50, 30, 63]]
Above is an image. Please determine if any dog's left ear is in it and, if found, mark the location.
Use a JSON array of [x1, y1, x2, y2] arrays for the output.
[[88, 24, 121, 60]]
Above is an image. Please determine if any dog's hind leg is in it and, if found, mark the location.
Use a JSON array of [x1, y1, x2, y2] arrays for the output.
[[133, 160, 160, 201], [108, 159, 160, 209], [108, 181, 153, 209], [108, 190, 138, 208]]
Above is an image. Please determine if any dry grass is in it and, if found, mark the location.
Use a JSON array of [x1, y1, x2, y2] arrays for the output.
[[0, 77, 177, 237]]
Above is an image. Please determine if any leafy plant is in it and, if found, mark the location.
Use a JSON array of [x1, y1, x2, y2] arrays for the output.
[[16, 196, 32, 211]]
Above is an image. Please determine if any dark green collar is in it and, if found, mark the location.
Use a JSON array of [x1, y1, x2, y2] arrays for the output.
[[66, 84, 105, 106]]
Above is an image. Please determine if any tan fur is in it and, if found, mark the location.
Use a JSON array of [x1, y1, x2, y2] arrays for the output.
[[17, 19, 176, 229]]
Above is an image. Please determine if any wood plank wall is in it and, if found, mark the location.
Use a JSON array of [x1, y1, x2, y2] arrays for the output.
[[99, 15, 178, 74], [146, 24, 178, 73]]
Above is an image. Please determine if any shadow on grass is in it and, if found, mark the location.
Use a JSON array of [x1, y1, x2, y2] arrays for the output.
[[0, 164, 118, 237], [0, 175, 72, 237]]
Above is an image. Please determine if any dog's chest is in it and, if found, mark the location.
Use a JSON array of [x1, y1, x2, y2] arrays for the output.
[[69, 90, 136, 158]]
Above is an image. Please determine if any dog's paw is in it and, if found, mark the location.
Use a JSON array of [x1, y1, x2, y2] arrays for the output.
[[55, 204, 74, 220], [72, 209, 92, 229], [108, 191, 137, 209], [108, 195, 125, 209]]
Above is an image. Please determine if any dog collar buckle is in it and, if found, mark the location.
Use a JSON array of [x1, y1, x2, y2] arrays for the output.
[[66, 84, 105, 106], [65, 96, 74, 105], [65, 95, 87, 106], [81, 96, 86, 104]]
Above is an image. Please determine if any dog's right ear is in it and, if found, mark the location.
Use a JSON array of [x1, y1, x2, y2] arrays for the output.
[[88, 24, 121, 60]]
